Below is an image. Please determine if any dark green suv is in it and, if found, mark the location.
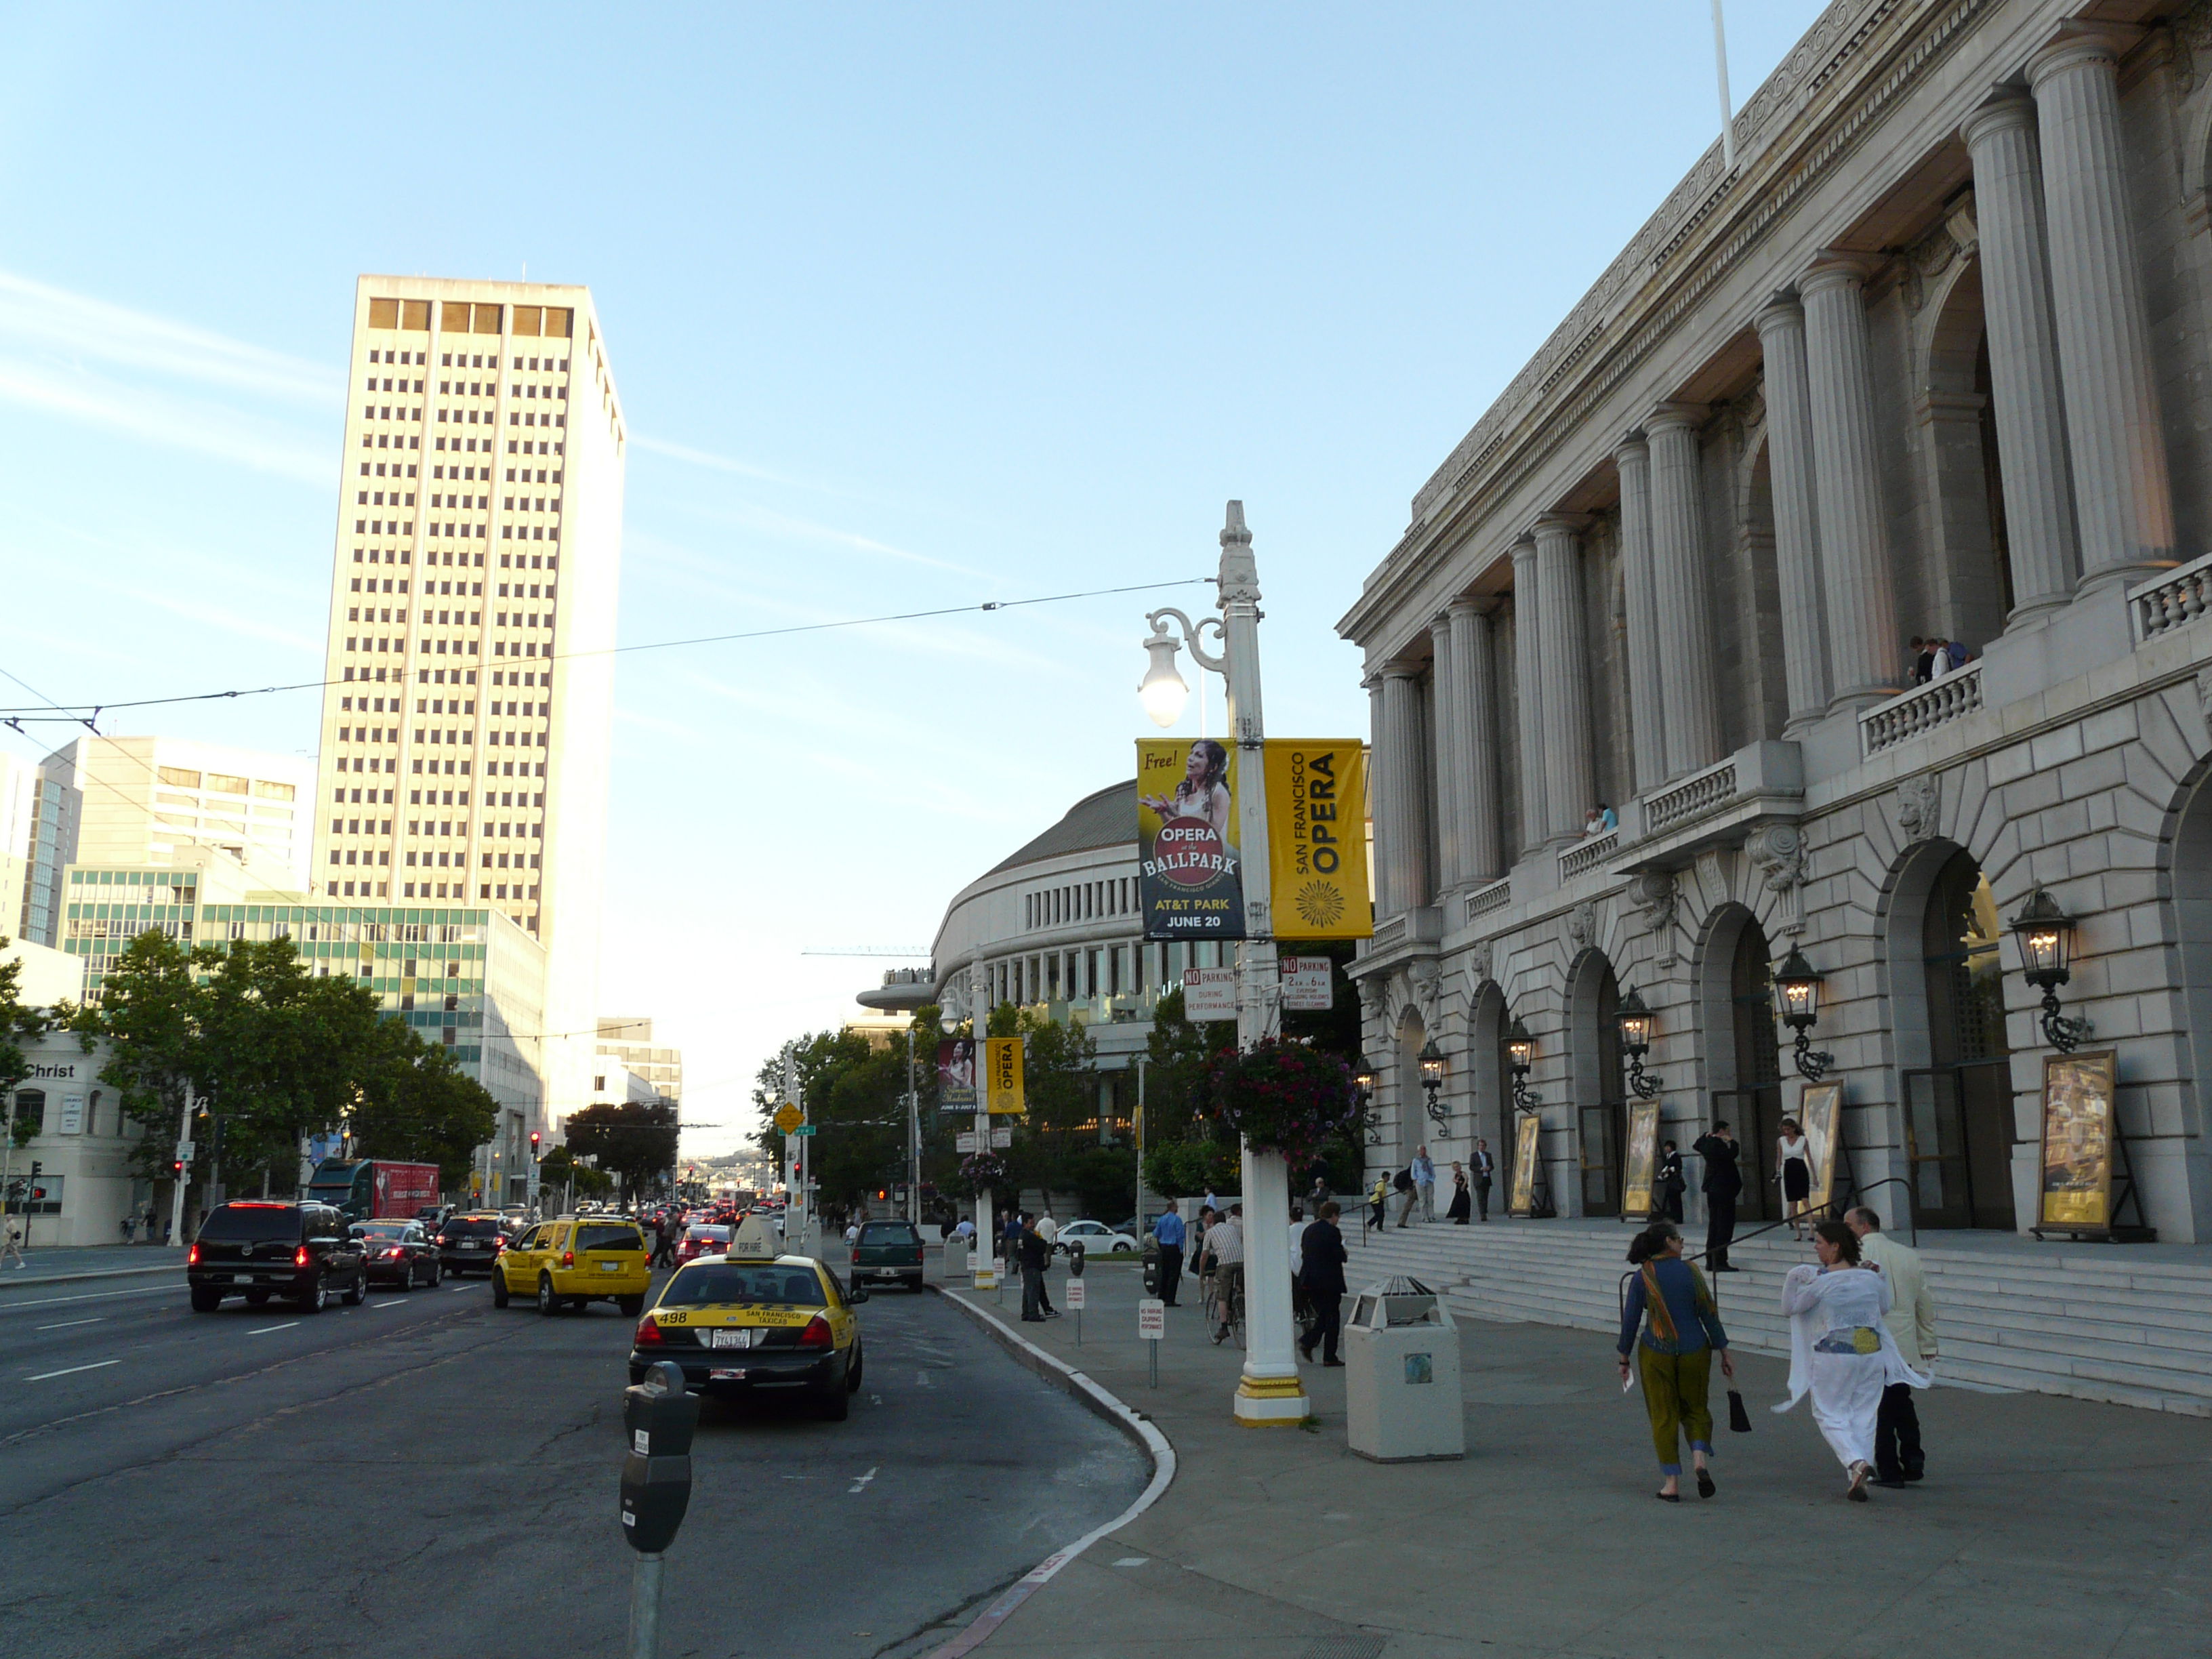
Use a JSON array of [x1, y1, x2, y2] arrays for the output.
[[849, 1219, 926, 1292]]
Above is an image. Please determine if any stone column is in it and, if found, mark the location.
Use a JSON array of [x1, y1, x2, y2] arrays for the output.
[[1612, 434, 1667, 792], [2029, 31, 2175, 590], [1448, 598, 1503, 881], [1382, 668, 1431, 912], [1961, 94, 2080, 621], [1644, 407, 1723, 774], [1427, 615, 1462, 890], [1801, 255, 1904, 708], [1752, 298, 1834, 731], [1510, 539, 1547, 855], [1532, 516, 1595, 843], [1366, 675, 1396, 917]]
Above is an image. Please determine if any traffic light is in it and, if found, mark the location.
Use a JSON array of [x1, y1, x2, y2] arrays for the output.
[[529, 1130, 541, 1156], [28, 1162, 40, 1179], [172, 1160, 185, 1178]]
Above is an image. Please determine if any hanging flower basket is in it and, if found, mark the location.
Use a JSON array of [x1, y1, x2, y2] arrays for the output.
[[1207, 1038, 1361, 1168], [958, 1151, 1008, 1195]]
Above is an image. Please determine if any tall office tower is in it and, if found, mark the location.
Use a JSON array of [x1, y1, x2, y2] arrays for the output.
[[0, 750, 37, 941], [313, 277, 626, 1128], [596, 1016, 683, 1104]]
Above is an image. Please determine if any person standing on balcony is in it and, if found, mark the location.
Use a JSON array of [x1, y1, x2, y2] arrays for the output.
[[1618, 1221, 1732, 1501], [1692, 1124, 1742, 1271]]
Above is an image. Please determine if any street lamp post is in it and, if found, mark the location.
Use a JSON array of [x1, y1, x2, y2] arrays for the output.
[[1418, 1039, 1448, 1130], [1773, 949, 1835, 1081], [1615, 987, 1661, 1101], [2009, 886, 2093, 1052], [1140, 501, 1309, 1427]]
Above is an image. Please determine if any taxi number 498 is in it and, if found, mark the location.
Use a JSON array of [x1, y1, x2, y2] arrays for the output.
[[709, 1328, 758, 1349]]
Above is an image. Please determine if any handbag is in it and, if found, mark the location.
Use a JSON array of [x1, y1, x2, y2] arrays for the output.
[[1727, 1388, 1753, 1433]]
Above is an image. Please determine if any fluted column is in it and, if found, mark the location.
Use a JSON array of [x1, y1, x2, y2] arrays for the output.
[[1801, 255, 1903, 708], [1752, 298, 1834, 731], [1509, 539, 1547, 856], [1644, 406, 1723, 774], [2030, 31, 2175, 590], [1960, 94, 2080, 621], [1532, 516, 1595, 843], [1366, 675, 1397, 917], [1381, 667, 1431, 912], [1427, 615, 1462, 891], [1448, 598, 1503, 881], [1612, 434, 1667, 792]]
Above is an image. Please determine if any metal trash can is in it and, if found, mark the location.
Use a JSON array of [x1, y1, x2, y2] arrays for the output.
[[1343, 1275, 1464, 1462]]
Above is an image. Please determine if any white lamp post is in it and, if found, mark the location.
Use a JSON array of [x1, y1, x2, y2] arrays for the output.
[[1141, 501, 1310, 1427]]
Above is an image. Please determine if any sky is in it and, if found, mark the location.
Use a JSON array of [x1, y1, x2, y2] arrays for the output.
[[0, 2, 1826, 1157]]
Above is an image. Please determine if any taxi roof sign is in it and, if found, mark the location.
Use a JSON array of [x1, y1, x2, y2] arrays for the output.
[[726, 1214, 782, 1260]]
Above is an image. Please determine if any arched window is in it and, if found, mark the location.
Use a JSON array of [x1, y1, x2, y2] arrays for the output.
[[1904, 848, 2016, 1229], [1570, 955, 1622, 1216], [1724, 919, 1785, 1225]]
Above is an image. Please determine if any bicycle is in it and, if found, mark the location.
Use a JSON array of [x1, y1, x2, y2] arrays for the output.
[[1208, 1261, 1246, 1347]]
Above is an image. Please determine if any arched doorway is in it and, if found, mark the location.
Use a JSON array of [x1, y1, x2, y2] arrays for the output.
[[1569, 952, 1622, 1216], [1393, 1008, 1426, 1172], [1902, 847, 2016, 1229], [1703, 916, 1786, 1225], [1469, 979, 1510, 1183]]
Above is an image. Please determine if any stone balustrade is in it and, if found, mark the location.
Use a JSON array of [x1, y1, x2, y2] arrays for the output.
[[1858, 662, 1984, 757], [1643, 756, 1740, 836], [2129, 551, 2212, 644], [1557, 832, 1617, 880], [1464, 877, 1512, 923]]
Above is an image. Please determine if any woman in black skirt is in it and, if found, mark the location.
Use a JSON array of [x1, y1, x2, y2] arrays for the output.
[[1446, 1161, 1472, 1224], [1776, 1115, 1812, 1238]]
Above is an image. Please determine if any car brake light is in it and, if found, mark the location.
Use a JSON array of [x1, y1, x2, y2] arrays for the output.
[[850, 1250, 859, 1263], [562, 1250, 575, 1267], [799, 1315, 833, 1349], [188, 1243, 199, 1267], [386, 1247, 406, 1258], [295, 1246, 311, 1268]]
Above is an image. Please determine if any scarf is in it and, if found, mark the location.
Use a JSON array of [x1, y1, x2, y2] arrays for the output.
[[1637, 1258, 1715, 1349]]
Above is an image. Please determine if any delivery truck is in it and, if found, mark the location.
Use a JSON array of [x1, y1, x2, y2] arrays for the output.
[[307, 1158, 442, 1222]]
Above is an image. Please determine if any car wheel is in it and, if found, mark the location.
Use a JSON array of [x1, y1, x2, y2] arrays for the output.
[[816, 1377, 851, 1420], [491, 1271, 510, 1307], [537, 1274, 558, 1317], [302, 1282, 329, 1314], [1113, 1242, 1134, 1253], [190, 1286, 223, 1313], [244, 1290, 270, 1307], [428, 1261, 442, 1288], [617, 1294, 644, 1317], [906, 1275, 925, 1292], [846, 1343, 865, 1392], [342, 1273, 365, 1307]]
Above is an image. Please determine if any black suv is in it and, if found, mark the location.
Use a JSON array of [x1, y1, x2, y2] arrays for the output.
[[188, 1201, 367, 1313], [435, 1212, 508, 1275]]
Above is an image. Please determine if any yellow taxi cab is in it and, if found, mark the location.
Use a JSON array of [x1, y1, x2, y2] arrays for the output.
[[628, 1225, 867, 1420], [492, 1215, 653, 1317]]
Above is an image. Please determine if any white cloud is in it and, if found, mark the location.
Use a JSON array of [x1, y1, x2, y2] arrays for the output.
[[0, 355, 332, 483], [630, 433, 798, 486]]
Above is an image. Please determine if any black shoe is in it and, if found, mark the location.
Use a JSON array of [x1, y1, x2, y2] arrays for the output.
[[1322, 1358, 1345, 1367], [1655, 1490, 1681, 1503], [1713, 1263, 1742, 1273], [1872, 1477, 1909, 1489], [1903, 1466, 1925, 1483], [1298, 1345, 1315, 1361], [1696, 1469, 1715, 1499], [1022, 1315, 1046, 1322]]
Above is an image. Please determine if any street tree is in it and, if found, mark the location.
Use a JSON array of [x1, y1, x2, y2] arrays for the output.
[[564, 1099, 679, 1203]]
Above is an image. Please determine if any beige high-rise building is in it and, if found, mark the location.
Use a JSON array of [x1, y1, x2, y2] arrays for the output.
[[313, 276, 626, 1129]]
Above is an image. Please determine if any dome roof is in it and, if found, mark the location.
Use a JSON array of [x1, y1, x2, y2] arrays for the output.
[[985, 779, 1134, 876]]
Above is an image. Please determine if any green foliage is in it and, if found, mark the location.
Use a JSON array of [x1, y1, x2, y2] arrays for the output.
[[541, 1144, 614, 1198], [0, 943, 50, 1120], [1208, 1038, 1359, 1166], [564, 1100, 680, 1202], [346, 1017, 501, 1188], [1060, 1144, 1137, 1221], [1140, 987, 1233, 1149], [1141, 1139, 1239, 1199]]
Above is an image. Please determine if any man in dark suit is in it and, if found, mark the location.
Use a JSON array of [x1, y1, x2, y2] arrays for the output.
[[1692, 1123, 1743, 1271], [1471, 1139, 1496, 1223], [1296, 1202, 1350, 1366]]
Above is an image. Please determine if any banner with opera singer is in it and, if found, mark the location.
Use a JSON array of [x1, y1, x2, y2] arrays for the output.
[[1136, 738, 1245, 941], [1263, 740, 1370, 939]]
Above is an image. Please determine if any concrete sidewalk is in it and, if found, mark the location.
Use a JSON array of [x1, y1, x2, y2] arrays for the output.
[[945, 1258, 2210, 1659], [0, 1242, 178, 1286]]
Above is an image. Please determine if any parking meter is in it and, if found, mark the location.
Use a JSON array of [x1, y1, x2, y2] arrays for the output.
[[620, 1361, 700, 1554], [1066, 1242, 1086, 1276], [1141, 1235, 1160, 1296]]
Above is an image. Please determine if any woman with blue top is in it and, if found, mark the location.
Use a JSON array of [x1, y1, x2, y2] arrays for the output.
[[1617, 1221, 1733, 1501]]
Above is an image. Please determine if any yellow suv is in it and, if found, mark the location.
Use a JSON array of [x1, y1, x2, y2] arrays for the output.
[[493, 1216, 652, 1316]]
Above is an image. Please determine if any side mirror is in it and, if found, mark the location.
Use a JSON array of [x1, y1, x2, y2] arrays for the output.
[[847, 1281, 869, 1304]]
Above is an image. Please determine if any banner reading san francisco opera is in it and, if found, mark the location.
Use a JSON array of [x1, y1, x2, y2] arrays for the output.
[[1136, 739, 1245, 941], [1263, 740, 1370, 939]]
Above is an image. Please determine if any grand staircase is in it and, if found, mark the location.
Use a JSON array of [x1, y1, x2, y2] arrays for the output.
[[1341, 1215, 2212, 1416]]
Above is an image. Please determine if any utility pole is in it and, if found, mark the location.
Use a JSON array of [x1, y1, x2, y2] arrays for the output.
[[972, 991, 995, 1289], [169, 1086, 193, 1247], [905, 1022, 920, 1226]]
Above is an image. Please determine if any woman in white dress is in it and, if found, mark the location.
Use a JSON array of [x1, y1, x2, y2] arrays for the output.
[[1776, 1116, 1813, 1239], [1774, 1219, 1931, 1500]]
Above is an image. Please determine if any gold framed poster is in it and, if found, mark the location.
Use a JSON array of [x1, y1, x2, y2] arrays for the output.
[[1620, 1100, 1660, 1219], [2039, 1049, 2117, 1230], [1508, 1112, 1543, 1218], [1797, 1082, 1843, 1212]]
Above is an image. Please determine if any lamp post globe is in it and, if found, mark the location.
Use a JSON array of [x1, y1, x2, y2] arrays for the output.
[[1138, 623, 1191, 728]]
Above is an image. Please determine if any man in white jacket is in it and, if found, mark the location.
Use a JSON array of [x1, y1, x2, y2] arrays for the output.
[[1847, 1206, 1938, 1487]]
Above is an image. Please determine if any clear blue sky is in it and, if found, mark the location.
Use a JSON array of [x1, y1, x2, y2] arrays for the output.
[[0, 3, 1824, 1155]]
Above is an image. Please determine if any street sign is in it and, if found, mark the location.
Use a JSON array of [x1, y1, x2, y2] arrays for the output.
[[1137, 1298, 1165, 1339], [175, 1141, 194, 1160], [956, 1130, 978, 1153], [1066, 1278, 1087, 1310], [989, 1126, 1011, 1149], [1280, 956, 1333, 1010], [1183, 967, 1237, 1021], [794, 1125, 817, 1136], [773, 1104, 802, 1134]]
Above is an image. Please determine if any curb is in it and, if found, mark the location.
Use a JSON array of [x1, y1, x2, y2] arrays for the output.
[[0, 1263, 177, 1291], [925, 1284, 1176, 1659]]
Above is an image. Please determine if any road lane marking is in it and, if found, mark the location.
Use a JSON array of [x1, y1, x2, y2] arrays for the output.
[[0, 1284, 178, 1313], [247, 1322, 300, 1334], [447, 1285, 472, 1294], [916, 1370, 933, 1387], [848, 1467, 878, 1494], [24, 1360, 119, 1382], [1113, 1559, 1149, 1568], [35, 1317, 104, 1331]]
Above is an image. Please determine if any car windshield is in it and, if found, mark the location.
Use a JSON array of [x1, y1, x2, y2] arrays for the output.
[[662, 1265, 826, 1307], [359, 1222, 408, 1239], [197, 1206, 302, 1243], [857, 1223, 918, 1244], [441, 1218, 501, 1237], [577, 1225, 642, 1252], [684, 1227, 729, 1242]]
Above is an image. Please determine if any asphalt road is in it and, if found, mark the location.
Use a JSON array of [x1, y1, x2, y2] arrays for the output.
[[0, 1263, 1147, 1659]]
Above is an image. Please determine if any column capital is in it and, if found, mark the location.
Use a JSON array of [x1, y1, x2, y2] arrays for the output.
[[1644, 401, 1708, 435], [1753, 291, 1805, 337], [1529, 512, 1588, 542], [1959, 88, 2036, 150], [1509, 534, 1539, 567], [1446, 594, 1498, 619], [2028, 24, 2140, 91], [1380, 661, 1425, 682], [1801, 252, 1876, 296], [1428, 612, 1454, 641], [1612, 430, 1650, 465]]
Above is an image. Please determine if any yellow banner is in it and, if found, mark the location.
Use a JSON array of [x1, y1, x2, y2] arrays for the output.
[[1263, 740, 1371, 939], [985, 1036, 1025, 1115]]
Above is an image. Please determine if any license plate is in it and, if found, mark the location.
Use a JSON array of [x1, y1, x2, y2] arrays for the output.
[[709, 1368, 745, 1381], [460, 1242, 483, 1251], [710, 1328, 753, 1349], [228, 1275, 247, 1284]]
